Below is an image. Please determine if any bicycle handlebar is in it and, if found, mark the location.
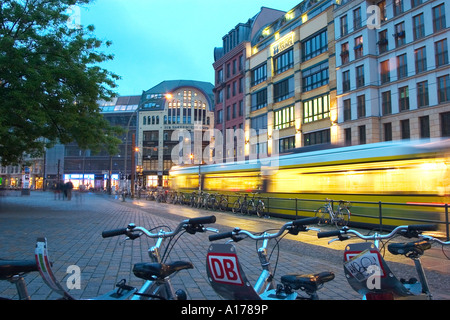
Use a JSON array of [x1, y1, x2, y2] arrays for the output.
[[209, 217, 319, 242], [102, 215, 217, 239], [317, 224, 450, 245]]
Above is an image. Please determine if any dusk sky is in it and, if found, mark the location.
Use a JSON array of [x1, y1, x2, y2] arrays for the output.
[[80, 0, 301, 96]]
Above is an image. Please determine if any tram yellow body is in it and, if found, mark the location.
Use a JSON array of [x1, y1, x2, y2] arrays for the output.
[[170, 139, 450, 227]]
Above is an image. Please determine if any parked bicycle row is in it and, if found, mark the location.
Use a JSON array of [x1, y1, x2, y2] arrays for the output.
[[141, 189, 352, 227], [1, 214, 448, 300], [143, 189, 267, 218]]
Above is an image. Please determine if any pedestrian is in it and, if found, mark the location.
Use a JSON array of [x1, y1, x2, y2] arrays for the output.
[[66, 181, 74, 200]]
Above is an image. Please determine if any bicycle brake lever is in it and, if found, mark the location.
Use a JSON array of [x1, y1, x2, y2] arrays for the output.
[[205, 227, 219, 233]]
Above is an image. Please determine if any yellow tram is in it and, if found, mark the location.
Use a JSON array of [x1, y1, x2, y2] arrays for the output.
[[170, 139, 450, 228]]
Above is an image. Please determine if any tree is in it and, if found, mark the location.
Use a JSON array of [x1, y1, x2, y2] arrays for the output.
[[0, 0, 123, 165]]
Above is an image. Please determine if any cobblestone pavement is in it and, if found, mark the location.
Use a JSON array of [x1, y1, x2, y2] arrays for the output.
[[0, 191, 448, 301]]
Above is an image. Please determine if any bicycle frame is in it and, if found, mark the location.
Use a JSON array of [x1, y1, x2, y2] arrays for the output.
[[206, 217, 334, 300], [318, 225, 449, 300], [35, 216, 217, 300]]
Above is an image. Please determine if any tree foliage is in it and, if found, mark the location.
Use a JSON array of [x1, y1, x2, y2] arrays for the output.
[[0, 0, 123, 165]]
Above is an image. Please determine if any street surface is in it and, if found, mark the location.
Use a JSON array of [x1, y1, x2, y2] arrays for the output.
[[0, 190, 448, 300]]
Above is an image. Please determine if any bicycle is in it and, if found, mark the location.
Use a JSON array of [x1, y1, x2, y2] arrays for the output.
[[245, 192, 266, 218], [0, 259, 39, 300], [217, 194, 228, 212], [35, 216, 218, 300], [315, 198, 350, 227], [232, 193, 248, 215], [206, 217, 335, 300], [317, 224, 450, 300]]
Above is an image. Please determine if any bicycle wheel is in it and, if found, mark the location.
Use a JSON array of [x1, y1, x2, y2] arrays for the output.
[[232, 200, 240, 214], [246, 200, 256, 215], [219, 198, 228, 211], [337, 207, 350, 226], [315, 207, 329, 226], [241, 200, 249, 215], [256, 201, 265, 218]]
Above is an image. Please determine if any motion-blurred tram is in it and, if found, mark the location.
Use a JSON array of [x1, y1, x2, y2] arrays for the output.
[[169, 139, 450, 228]]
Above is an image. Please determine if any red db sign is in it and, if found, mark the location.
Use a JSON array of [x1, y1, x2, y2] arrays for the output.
[[207, 253, 243, 286]]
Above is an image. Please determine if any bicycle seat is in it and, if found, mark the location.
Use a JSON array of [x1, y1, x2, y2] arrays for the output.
[[388, 240, 431, 257], [133, 261, 193, 281], [281, 272, 335, 293], [0, 259, 38, 280]]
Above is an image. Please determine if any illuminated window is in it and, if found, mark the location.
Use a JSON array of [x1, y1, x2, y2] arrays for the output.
[[303, 94, 330, 123], [274, 105, 294, 130]]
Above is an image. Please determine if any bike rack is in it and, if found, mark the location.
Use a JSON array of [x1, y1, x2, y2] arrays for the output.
[[35, 238, 135, 300], [343, 242, 421, 299]]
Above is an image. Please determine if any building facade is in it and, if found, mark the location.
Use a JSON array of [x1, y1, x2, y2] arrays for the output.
[[137, 80, 214, 188], [334, 0, 450, 145], [245, 0, 337, 158], [213, 7, 287, 161], [61, 95, 140, 191]]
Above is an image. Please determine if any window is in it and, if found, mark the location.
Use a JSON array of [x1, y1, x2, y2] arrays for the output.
[[250, 114, 267, 131], [343, 70, 350, 92], [273, 77, 294, 102], [399, 86, 410, 111], [438, 75, 450, 103], [353, 7, 362, 30], [217, 69, 223, 84], [417, 81, 429, 107], [341, 42, 349, 64], [401, 119, 410, 139], [415, 47, 427, 73], [274, 49, 293, 75], [226, 106, 230, 121], [343, 98, 351, 121], [395, 22, 406, 47], [394, 0, 404, 16], [433, 3, 446, 33], [384, 123, 392, 141], [397, 53, 408, 79], [378, 30, 388, 54], [435, 39, 448, 67], [304, 129, 330, 146], [441, 112, 450, 137], [411, 0, 423, 6], [380, 60, 390, 84], [420, 116, 430, 138], [340, 15, 348, 37], [251, 63, 267, 86], [359, 125, 366, 144], [344, 128, 352, 146], [251, 88, 267, 111], [382, 91, 392, 115], [302, 61, 329, 92], [274, 105, 295, 130], [413, 14, 425, 40], [303, 94, 330, 123], [302, 29, 328, 62], [378, 0, 387, 22], [279, 136, 295, 153], [356, 65, 365, 88], [239, 100, 243, 116], [357, 95, 366, 118], [354, 36, 363, 59]]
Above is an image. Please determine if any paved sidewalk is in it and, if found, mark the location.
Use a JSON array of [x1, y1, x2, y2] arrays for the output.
[[0, 191, 448, 300]]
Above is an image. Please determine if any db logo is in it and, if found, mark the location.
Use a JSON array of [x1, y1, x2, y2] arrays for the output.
[[207, 253, 243, 286]]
